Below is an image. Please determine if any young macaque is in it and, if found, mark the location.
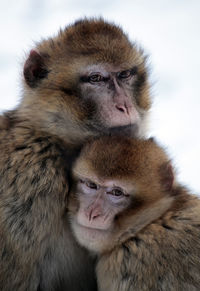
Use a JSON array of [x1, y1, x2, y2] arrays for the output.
[[69, 136, 200, 291]]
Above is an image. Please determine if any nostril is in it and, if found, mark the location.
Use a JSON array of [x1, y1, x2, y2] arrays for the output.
[[92, 214, 99, 219], [88, 209, 101, 221], [116, 105, 126, 113]]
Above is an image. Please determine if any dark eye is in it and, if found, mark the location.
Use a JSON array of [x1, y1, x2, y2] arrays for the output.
[[86, 181, 99, 189], [108, 188, 125, 197], [89, 74, 103, 83], [118, 70, 131, 79]]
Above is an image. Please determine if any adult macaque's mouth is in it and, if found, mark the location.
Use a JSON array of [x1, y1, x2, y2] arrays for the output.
[[108, 124, 138, 137]]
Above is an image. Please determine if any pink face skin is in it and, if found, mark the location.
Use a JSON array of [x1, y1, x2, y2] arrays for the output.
[[74, 176, 132, 230], [79, 64, 141, 129], [69, 175, 133, 252]]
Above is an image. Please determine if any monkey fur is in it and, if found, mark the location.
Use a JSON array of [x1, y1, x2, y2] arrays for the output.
[[69, 136, 200, 291], [0, 19, 151, 290]]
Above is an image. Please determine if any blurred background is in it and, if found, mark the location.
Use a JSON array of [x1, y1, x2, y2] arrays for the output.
[[0, 0, 200, 193]]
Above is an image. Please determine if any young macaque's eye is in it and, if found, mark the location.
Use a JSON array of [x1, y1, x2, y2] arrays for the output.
[[108, 188, 125, 197], [86, 181, 99, 190]]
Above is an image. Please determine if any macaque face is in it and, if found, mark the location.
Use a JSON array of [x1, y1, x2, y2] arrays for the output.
[[69, 174, 133, 252], [79, 64, 141, 133], [68, 136, 174, 253], [22, 19, 150, 141]]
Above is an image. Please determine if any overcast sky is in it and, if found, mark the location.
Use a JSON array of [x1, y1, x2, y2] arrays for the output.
[[0, 0, 200, 193]]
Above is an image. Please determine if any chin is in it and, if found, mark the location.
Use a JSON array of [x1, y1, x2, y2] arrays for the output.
[[107, 124, 139, 137], [105, 111, 150, 138], [71, 221, 110, 253]]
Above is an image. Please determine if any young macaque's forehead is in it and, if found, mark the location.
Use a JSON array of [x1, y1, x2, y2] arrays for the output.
[[74, 136, 169, 181]]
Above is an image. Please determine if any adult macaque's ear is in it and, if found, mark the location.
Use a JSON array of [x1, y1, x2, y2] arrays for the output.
[[23, 50, 49, 88], [159, 162, 174, 192]]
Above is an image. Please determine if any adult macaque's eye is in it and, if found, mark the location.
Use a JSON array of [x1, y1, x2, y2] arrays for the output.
[[118, 69, 132, 80], [89, 74, 103, 83], [86, 181, 99, 190], [108, 188, 125, 197]]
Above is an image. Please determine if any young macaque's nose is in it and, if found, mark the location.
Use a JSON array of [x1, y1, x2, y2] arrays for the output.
[[87, 207, 102, 221]]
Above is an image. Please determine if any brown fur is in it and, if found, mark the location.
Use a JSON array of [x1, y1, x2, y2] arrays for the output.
[[70, 136, 200, 291], [0, 18, 152, 291], [21, 18, 151, 138], [0, 114, 11, 130], [0, 18, 152, 290]]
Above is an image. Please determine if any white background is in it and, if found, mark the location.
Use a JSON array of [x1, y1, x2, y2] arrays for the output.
[[0, 0, 200, 193]]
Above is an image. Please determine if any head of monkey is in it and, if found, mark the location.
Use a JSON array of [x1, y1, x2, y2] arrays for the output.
[[68, 136, 175, 253], [20, 19, 151, 143]]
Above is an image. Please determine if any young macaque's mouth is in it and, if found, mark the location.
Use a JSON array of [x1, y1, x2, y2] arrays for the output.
[[77, 221, 109, 231]]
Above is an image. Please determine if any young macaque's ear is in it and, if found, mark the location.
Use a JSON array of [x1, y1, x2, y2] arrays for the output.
[[159, 162, 174, 191], [23, 50, 49, 88]]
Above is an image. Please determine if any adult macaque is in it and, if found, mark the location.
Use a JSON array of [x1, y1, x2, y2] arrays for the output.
[[0, 19, 151, 290], [69, 136, 200, 291]]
